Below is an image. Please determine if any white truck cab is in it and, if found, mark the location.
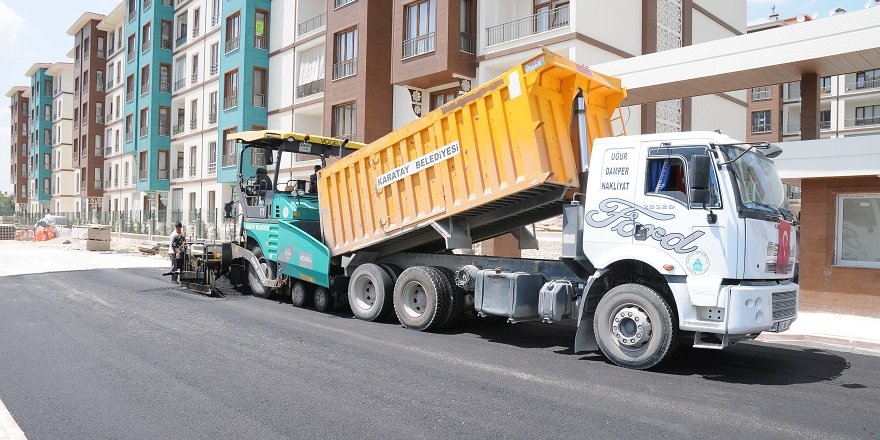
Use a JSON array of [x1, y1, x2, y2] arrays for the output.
[[574, 132, 798, 364]]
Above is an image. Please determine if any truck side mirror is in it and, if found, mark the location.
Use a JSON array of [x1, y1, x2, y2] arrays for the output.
[[689, 155, 711, 206]]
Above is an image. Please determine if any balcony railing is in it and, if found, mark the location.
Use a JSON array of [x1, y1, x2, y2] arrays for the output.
[[402, 33, 435, 59], [190, 119, 198, 130], [174, 78, 186, 91], [192, 26, 200, 37], [124, 177, 130, 186], [208, 162, 217, 174], [332, 58, 357, 80], [296, 79, 324, 98], [191, 73, 198, 84], [222, 153, 237, 168], [845, 79, 880, 92], [161, 38, 172, 50], [223, 95, 238, 110], [211, 15, 220, 27], [784, 122, 800, 134], [158, 168, 169, 180], [141, 82, 150, 95], [139, 126, 149, 137], [159, 125, 170, 136], [173, 124, 184, 135], [751, 123, 772, 134], [821, 120, 831, 129], [96, 114, 104, 124], [139, 169, 148, 180], [845, 117, 880, 128], [142, 39, 151, 53], [93, 180, 102, 190], [160, 82, 171, 93], [125, 131, 134, 143], [460, 32, 475, 54], [210, 64, 218, 76], [172, 168, 184, 179], [189, 165, 197, 177], [486, 4, 570, 46], [253, 94, 266, 108], [225, 37, 240, 54], [298, 13, 326, 36], [81, 118, 88, 127], [176, 35, 187, 48], [126, 92, 134, 103], [105, 146, 113, 156], [255, 35, 267, 50], [208, 112, 217, 124], [97, 49, 105, 59]]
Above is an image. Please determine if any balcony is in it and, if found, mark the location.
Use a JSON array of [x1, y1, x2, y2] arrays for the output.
[[208, 112, 217, 124], [486, 4, 570, 46], [124, 177, 130, 186], [189, 165, 197, 177], [190, 119, 198, 130], [208, 162, 216, 174], [158, 168, 169, 180], [159, 125, 170, 136], [126, 92, 134, 103], [142, 39, 151, 53], [161, 38, 172, 50], [402, 33, 436, 59], [97, 49, 105, 59], [174, 78, 186, 91], [141, 82, 150, 95], [332, 59, 357, 80], [173, 124, 184, 135], [176, 35, 188, 48], [221, 152, 237, 168], [125, 131, 134, 143], [172, 168, 184, 179], [191, 73, 198, 84], [160, 82, 171, 93], [225, 37, 240, 54], [298, 13, 325, 36], [845, 79, 880, 93], [96, 114, 104, 124], [223, 95, 238, 110], [296, 79, 324, 99], [93, 180, 102, 190], [845, 117, 880, 128], [211, 15, 220, 27], [192, 26, 200, 38], [139, 125, 149, 138], [253, 94, 266, 108], [105, 146, 113, 156], [460, 32, 475, 54], [255, 35, 268, 50], [210, 64, 218, 76]]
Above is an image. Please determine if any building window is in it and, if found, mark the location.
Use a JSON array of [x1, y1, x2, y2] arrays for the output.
[[255, 9, 268, 49], [127, 34, 136, 62], [176, 12, 188, 47], [192, 8, 201, 37], [209, 91, 218, 123], [854, 105, 880, 127], [332, 102, 356, 139], [751, 110, 771, 134], [460, 0, 475, 54], [225, 12, 241, 54], [332, 28, 358, 80], [159, 106, 170, 136], [403, 0, 436, 59], [139, 107, 149, 137], [836, 194, 880, 268], [820, 76, 832, 95], [430, 88, 458, 111], [158, 150, 169, 180], [208, 141, 217, 174], [820, 110, 831, 130], [253, 67, 267, 108], [222, 127, 238, 167], [160, 63, 171, 93], [223, 70, 238, 109], [855, 69, 880, 91], [141, 64, 151, 95], [751, 86, 771, 101], [142, 22, 152, 52], [160, 20, 173, 50], [210, 43, 219, 75]]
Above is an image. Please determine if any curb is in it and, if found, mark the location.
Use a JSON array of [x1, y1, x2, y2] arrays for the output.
[[756, 333, 880, 356]]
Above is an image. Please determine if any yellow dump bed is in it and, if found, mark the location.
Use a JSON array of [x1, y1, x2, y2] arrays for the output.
[[318, 49, 626, 257]]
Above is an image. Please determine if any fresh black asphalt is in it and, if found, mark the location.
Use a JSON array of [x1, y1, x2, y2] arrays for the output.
[[0, 268, 878, 439]]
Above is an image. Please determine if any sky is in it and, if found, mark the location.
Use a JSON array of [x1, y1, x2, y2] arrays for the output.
[[0, 0, 877, 194]]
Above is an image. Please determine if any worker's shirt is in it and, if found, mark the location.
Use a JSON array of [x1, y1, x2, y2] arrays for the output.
[[169, 231, 184, 254]]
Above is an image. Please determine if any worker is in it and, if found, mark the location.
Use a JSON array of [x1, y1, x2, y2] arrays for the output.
[[255, 167, 273, 192], [167, 221, 186, 283], [309, 165, 321, 194]]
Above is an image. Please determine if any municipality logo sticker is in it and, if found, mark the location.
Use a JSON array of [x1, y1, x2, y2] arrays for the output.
[[686, 251, 710, 275]]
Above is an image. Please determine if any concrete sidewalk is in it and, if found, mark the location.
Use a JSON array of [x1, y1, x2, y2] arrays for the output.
[[0, 239, 877, 357]]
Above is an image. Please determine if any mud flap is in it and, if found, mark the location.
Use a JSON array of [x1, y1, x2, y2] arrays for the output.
[[574, 270, 606, 353]]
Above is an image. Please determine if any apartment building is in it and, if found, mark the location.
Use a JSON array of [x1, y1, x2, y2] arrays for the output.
[[6, 87, 30, 211], [100, 3, 135, 214], [746, 10, 880, 143], [45, 63, 77, 213], [24, 64, 55, 213], [69, 14, 110, 214]]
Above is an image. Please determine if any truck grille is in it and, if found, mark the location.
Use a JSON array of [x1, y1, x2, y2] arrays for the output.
[[772, 290, 797, 320]]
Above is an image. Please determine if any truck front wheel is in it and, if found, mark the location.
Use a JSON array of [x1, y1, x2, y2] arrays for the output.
[[593, 283, 678, 370], [290, 280, 313, 307]]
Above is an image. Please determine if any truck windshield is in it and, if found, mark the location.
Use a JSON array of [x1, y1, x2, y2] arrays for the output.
[[718, 145, 787, 218]]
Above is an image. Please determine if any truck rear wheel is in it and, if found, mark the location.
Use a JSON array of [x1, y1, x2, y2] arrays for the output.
[[593, 283, 678, 370], [432, 266, 464, 330], [290, 281, 312, 307], [313, 287, 333, 312], [247, 245, 276, 299], [348, 264, 395, 322], [393, 266, 449, 331]]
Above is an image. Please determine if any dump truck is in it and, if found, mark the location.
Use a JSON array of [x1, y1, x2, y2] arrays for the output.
[[178, 49, 799, 369]]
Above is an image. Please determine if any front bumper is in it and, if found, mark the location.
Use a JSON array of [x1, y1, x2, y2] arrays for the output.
[[726, 284, 798, 335]]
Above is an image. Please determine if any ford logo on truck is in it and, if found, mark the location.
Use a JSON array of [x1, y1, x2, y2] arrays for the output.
[[585, 198, 704, 254]]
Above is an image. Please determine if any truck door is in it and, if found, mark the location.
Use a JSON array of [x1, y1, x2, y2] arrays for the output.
[[582, 141, 638, 265], [633, 144, 729, 285]]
